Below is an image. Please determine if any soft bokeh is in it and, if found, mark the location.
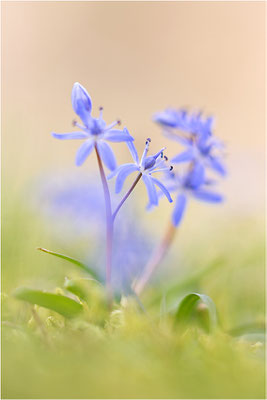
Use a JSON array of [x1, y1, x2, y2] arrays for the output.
[[3, 0, 265, 288], [3, 1, 264, 208], [2, 2, 265, 399]]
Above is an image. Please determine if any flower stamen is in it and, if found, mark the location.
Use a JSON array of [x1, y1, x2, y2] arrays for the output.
[[105, 120, 121, 131], [140, 138, 151, 166]]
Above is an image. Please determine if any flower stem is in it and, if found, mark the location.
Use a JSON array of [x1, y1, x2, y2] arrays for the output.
[[134, 221, 177, 295], [112, 172, 142, 222], [94, 144, 113, 302]]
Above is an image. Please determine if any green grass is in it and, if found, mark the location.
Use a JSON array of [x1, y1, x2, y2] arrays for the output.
[[2, 199, 265, 399]]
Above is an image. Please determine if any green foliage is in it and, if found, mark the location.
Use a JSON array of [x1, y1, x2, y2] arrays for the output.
[[63, 277, 95, 301], [174, 292, 218, 333], [2, 202, 265, 399], [2, 296, 265, 399], [37, 247, 102, 281], [14, 287, 83, 319]]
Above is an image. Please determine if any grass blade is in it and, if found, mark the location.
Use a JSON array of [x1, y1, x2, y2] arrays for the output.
[[14, 287, 83, 319], [64, 278, 89, 301], [37, 247, 101, 281]]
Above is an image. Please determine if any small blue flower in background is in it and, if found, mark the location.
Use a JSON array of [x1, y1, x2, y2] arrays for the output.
[[171, 134, 226, 177], [52, 82, 134, 170], [33, 172, 105, 237], [153, 108, 214, 139], [154, 108, 226, 176], [109, 132, 173, 208], [33, 172, 151, 294], [164, 164, 224, 226]]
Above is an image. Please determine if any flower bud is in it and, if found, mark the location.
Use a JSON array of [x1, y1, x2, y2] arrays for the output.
[[71, 82, 92, 126]]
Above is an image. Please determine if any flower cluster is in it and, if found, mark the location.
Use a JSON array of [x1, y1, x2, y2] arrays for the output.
[[52, 84, 227, 228], [154, 108, 226, 226], [154, 109, 226, 174], [52, 84, 226, 228], [50, 83, 227, 294]]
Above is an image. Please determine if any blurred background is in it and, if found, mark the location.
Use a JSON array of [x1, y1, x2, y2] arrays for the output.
[[2, 0, 265, 321], [3, 1, 265, 204], [2, 2, 265, 399]]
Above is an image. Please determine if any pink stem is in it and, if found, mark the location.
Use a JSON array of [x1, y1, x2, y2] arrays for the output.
[[94, 144, 113, 302], [112, 172, 142, 221]]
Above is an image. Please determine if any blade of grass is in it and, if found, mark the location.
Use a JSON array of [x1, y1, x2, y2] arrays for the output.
[[64, 278, 88, 301], [14, 287, 83, 319], [37, 247, 102, 282]]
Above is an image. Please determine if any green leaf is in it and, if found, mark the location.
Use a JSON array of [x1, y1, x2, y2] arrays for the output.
[[14, 287, 83, 319], [37, 247, 101, 281], [174, 292, 218, 333], [64, 278, 88, 301]]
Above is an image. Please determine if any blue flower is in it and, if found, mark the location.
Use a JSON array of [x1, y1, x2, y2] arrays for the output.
[[109, 132, 173, 208], [154, 108, 226, 176], [52, 82, 134, 170], [153, 108, 213, 139], [165, 164, 224, 226], [172, 133, 226, 176], [34, 172, 106, 238]]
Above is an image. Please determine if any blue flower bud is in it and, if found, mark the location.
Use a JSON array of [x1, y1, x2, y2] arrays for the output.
[[71, 82, 92, 126]]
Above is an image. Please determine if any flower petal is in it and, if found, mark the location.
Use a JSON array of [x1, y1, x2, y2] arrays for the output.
[[97, 141, 117, 171], [142, 175, 158, 207], [115, 164, 139, 193], [104, 129, 134, 142], [187, 163, 205, 189], [153, 110, 179, 127], [126, 136, 139, 164], [209, 156, 226, 176], [172, 193, 187, 226], [171, 148, 195, 163], [150, 176, 173, 203], [193, 190, 224, 203], [162, 128, 192, 146], [108, 163, 136, 180], [71, 82, 92, 126], [51, 131, 88, 140], [75, 139, 94, 166]]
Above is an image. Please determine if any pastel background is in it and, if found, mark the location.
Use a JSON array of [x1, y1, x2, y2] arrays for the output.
[[2, 0, 265, 280], [3, 0, 265, 277], [2, 2, 265, 399], [3, 1, 264, 210]]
